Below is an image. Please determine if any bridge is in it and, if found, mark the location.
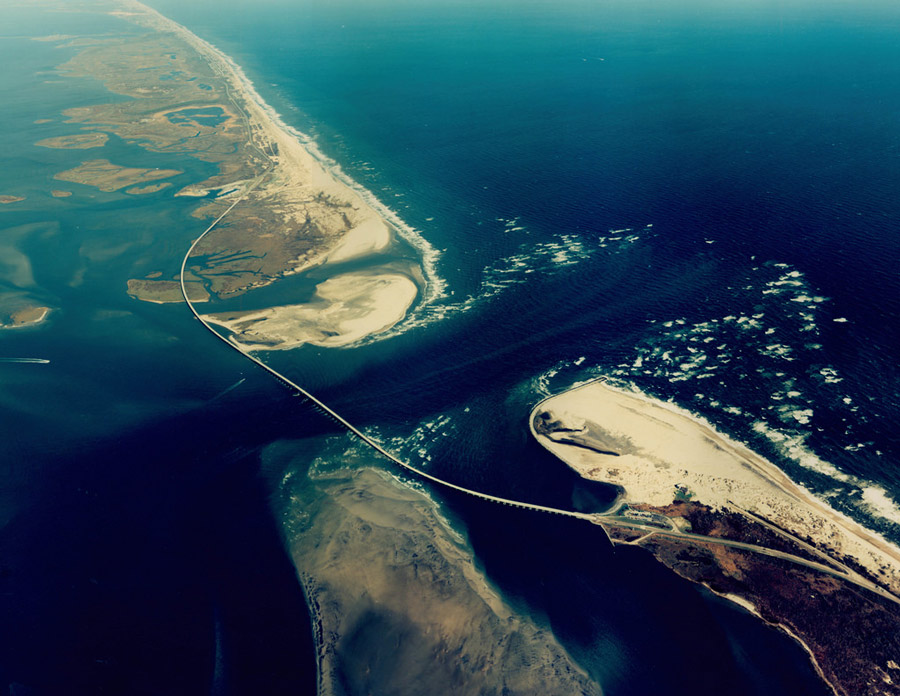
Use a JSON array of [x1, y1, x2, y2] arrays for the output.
[[175, 85, 899, 609], [177, 181, 606, 532]]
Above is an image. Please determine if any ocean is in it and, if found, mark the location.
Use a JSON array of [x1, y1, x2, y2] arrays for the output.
[[3, 0, 900, 693]]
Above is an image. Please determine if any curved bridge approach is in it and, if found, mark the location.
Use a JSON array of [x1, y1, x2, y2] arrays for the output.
[[177, 152, 897, 609], [177, 186, 600, 526]]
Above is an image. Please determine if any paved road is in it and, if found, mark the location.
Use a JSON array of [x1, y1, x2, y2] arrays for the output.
[[594, 516, 900, 607], [176, 93, 900, 610]]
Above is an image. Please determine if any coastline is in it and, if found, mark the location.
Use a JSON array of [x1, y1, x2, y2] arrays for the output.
[[531, 378, 900, 696], [531, 379, 900, 592], [0, 306, 52, 330], [203, 271, 419, 350], [39, 0, 444, 348], [11, 2, 900, 694], [708, 591, 838, 696], [124, 0, 446, 320]]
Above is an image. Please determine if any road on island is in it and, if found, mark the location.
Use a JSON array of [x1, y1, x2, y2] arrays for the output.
[[176, 71, 900, 612]]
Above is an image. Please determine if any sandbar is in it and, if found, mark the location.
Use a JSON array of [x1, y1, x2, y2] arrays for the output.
[[0, 195, 25, 205], [203, 271, 418, 350], [288, 466, 600, 695]]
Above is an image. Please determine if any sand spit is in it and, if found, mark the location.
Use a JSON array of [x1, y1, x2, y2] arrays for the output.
[[533, 380, 900, 593], [203, 271, 418, 350]]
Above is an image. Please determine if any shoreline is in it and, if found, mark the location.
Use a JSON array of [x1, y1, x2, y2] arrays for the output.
[[531, 378, 900, 696], [706, 590, 838, 696], [203, 271, 419, 351], [0, 306, 51, 330], [125, 0, 446, 324], [530, 379, 900, 593]]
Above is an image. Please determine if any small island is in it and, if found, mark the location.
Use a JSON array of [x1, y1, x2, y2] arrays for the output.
[[54, 159, 181, 193], [36, 132, 108, 149], [532, 380, 900, 696], [0, 305, 51, 329], [0, 195, 25, 205], [125, 182, 171, 195], [126, 278, 208, 304]]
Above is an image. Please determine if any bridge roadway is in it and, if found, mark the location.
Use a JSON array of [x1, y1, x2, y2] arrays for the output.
[[177, 183, 605, 529], [176, 95, 899, 607]]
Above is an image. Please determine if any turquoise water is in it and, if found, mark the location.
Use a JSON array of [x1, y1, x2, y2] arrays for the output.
[[5, 0, 900, 693]]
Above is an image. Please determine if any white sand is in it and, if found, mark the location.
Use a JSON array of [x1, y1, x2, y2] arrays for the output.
[[533, 381, 900, 592], [324, 217, 392, 265], [126, 0, 421, 339], [203, 271, 418, 350]]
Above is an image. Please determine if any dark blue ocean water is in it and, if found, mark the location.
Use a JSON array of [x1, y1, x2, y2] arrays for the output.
[[148, 0, 900, 543], [4, 0, 900, 694]]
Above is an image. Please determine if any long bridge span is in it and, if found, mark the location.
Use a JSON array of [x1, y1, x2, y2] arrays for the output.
[[177, 190, 604, 528], [176, 156, 898, 609]]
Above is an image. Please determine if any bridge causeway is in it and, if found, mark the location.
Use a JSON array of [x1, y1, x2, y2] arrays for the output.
[[178, 190, 602, 529], [175, 117, 898, 608]]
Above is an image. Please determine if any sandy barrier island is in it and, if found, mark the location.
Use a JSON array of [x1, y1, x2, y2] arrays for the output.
[[532, 379, 900, 696], [532, 379, 900, 594], [57, 0, 433, 348]]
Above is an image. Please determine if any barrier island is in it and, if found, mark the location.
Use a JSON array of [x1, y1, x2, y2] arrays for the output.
[[52, 0, 424, 346], [532, 380, 900, 696]]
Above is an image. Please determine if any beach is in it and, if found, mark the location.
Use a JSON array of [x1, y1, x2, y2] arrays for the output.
[[61, 0, 427, 347], [204, 271, 419, 350], [532, 380, 900, 594]]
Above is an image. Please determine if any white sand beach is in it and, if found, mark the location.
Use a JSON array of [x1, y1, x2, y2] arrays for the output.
[[324, 217, 392, 265], [203, 271, 418, 350], [533, 380, 900, 593], [126, 0, 420, 342]]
